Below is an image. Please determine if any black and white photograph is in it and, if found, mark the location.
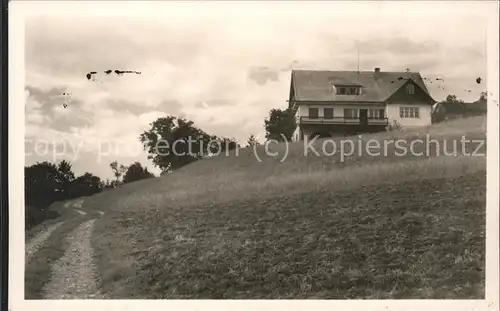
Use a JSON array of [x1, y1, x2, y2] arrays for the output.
[[7, 0, 499, 309]]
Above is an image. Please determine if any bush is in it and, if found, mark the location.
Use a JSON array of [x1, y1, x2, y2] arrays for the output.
[[386, 120, 403, 132], [25, 205, 61, 230], [25, 160, 103, 230]]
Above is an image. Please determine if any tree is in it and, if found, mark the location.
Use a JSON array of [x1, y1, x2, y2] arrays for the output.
[[477, 91, 487, 104], [246, 134, 260, 147], [57, 160, 75, 182], [101, 179, 120, 189], [110, 161, 128, 184], [24, 160, 79, 203], [56, 160, 75, 199], [24, 160, 103, 229], [444, 94, 464, 104], [140, 116, 208, 171], [216, 137, 240, 152], [264, 108, 297, 142], [25, 161, 61, 207], [72, 172, 103, 197], [25, 161, 62, 229], [123, 162, 155, 184], [139, 116, 239, 171], [103, 179, 113, 188]]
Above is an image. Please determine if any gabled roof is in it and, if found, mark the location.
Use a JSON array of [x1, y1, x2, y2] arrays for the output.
[[291, 70, 433, 102]]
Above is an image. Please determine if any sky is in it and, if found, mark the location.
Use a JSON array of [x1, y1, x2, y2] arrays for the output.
[[24, 1, 493, 180]]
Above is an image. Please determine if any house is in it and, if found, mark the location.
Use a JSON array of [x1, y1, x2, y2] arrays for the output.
[[432, 100, 487, 123], [289, 68, 436, 141]]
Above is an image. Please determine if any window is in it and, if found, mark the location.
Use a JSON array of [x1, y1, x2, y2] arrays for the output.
[[347, 87, 358, 95], [379, 109, 385, 119], [344, 108, 358, 119], [335, 85, 361, 95], [324, 108, 334, 119], [368, 109, 385, 119], [309, 107, 319, 119], [368, 109, 376, 119], [399, 107, 420, 118], [406, 84, 415, 95]]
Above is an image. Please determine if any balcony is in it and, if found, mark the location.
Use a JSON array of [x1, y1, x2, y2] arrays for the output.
[[299, 116, 388, 126]]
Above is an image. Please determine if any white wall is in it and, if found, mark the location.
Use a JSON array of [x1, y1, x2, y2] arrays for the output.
[[387, 101, 432, 127], [292, 101, 431, 140], [292, 107, 301, 141]]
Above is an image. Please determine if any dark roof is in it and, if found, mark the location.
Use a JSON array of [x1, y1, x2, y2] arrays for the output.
[[291, 70, 433, 102], [436, 102, 466, 114], [464, 101, 487, 113], [436, 101, 487, 114]]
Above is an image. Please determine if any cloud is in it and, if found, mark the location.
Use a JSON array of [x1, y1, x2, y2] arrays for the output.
[[194, 99, 233, 109], [356, 38, 439, 55], [25, 86, 95, 132], [247, 67, 280, 86], [105, 99, 158, 116], [25, 85, 67, 113]]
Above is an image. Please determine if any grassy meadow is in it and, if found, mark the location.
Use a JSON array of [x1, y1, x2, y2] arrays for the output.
[[83, 116, 487, 298]]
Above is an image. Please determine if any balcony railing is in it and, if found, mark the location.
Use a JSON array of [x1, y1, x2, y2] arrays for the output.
[[300, 116, 388, 125]]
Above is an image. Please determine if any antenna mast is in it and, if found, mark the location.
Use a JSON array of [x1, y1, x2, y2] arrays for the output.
[[357, 41, 360, 73]]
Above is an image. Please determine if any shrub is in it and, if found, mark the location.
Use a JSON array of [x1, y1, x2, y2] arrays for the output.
[[386, 120, 403, 132]]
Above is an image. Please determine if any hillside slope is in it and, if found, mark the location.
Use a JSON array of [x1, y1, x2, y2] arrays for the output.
[[89, 116, 487, 299], [27, 116, 487, 299]]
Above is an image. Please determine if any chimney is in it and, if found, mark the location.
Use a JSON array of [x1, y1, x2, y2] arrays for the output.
[[374, 67, 380, 73]]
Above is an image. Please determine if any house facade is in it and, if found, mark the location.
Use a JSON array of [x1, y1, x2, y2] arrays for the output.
[[289, 68, 436, 141]]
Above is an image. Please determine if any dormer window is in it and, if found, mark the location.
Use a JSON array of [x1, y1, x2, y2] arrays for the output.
[[347, 87, 359, 95], [335, 85, 361, 95], [406, 84, 415, 95]]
